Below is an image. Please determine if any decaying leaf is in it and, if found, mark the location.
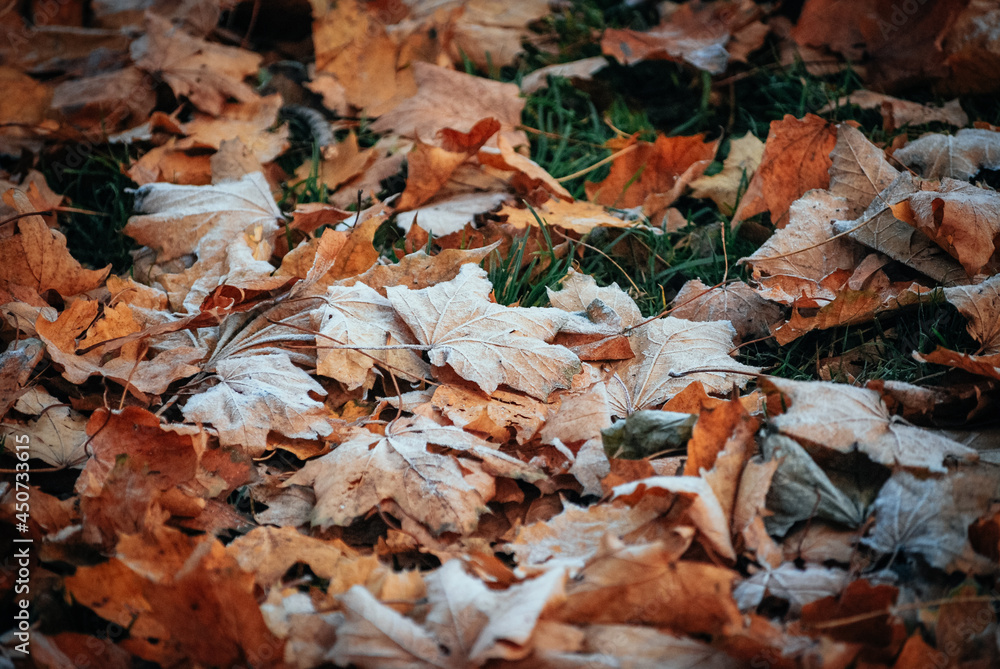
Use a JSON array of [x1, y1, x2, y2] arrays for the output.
[[732, 114, 838, 228], [182, 353, 333, 456], [285, 416, 543, 535], [761, 377, 976, 473], [387, 264, 582, 400], [894, 128, 1000, 181]]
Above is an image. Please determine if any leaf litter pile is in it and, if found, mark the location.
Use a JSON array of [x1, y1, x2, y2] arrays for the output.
[[2, 0, 1000, 667]]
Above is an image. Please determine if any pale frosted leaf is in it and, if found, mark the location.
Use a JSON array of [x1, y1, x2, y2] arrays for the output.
[[671, 279, 782, 341], [182, 352, 332, 456], [742, 190, 863, 305], [547, 270, 643, 328], [894, 128, 1000, 181], [734, 563, 846, 614], [331, 585, 451, 669], [313, 283, 429, 390], [828, 124, 900, 217], [424, 560, 566, 664], [387, 264, 580, 399], [606, 318, 757, 417], [863, 468, 1000, 574], [285, 416, 542, 535], [941, 273, 1000, 353], [832, 172, 968, 285], [761, 377, 976, 473]]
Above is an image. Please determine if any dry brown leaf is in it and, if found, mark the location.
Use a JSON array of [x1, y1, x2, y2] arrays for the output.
[[732, 114, 838, 228], [131, 14, 262, 116], [36, 299, 204, 396], [370, 62, 527, 149], [386, 264, 581, 399], [293, 131, 377, 195], [182, 352, 332, 456], [50, 66, 155, 133], [429, 383, 548, 444], [602, 1, 764, 73], [761, 376, 976, 473], [397, 117, 501, 211], [773, 278, 936, 345], [478, 134, 572, 202], [0, 189, 110, 298], [181, 94, 290, 163], [894, 128, 1000, 181], [285, 416, 543, 535], [226, 526, 356, 591], [611, 476, 735, 560], [65, 526, 282, 667], [734, 563, 847, 615], [313, 282, 429, 390], [832, 172, 969, 285], [671, 278, 783, 342], [818, 90, 968, 131], [407, 0, 553, 70], [546, 275, 756, 414], [332, 560, 565, 668], [343, 245, 499, 296], [585, 133, 719, 222], [520, 56, 609, 94], [791, 0, 963, 92], [891, 178, 1000, 276], [556, 536, 742, 636]]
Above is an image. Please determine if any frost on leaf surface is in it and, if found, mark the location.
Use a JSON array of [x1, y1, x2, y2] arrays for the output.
[[285, 415, 543, 535], [313, 282, 429, 390], [182, 352, 331, 456], [386, 264, 581, 399]]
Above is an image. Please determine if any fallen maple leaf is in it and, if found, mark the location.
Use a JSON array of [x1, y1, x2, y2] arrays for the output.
[[585, 133, 719, 223], [732, 114, 837, 228], [762, 434, 867, 535], [863, 468, 1000, 573], [891, 178, 1000, 276], [894, 128, 1000, 181], [313, 282, 429, 390], [182, 352, 333, 456], [671, 278, 783, 342], [735, 563, 847, 615], [3, 387, 88, 468], [124, 172, 284, 312], [818, 90, 968, 131], [370, 62, 527, 149], [0, 189, 110, 298], [606, 316, 757, 416], [386, 263, 582, 399], [131, 14, 262, 116], [285, 416, 543, 535], [556, 536, 742, 636], [332, 560, 565, 668], [602, 1, 765, 73], [761, 376, 976, 473]]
